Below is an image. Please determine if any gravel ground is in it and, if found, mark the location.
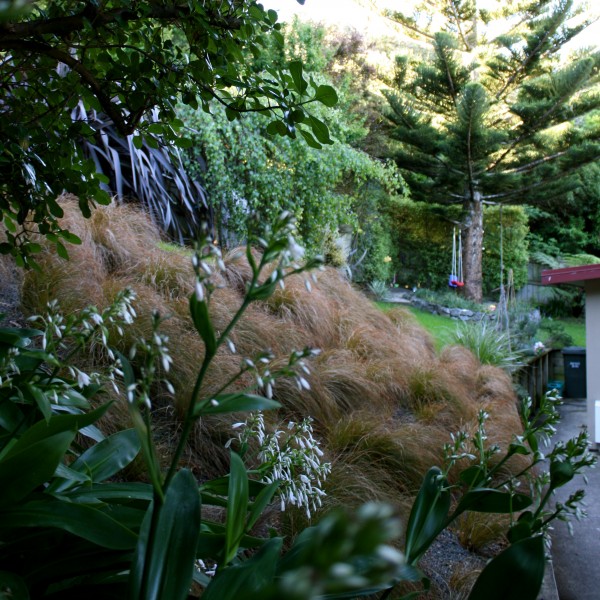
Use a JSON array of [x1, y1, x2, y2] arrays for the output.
[[0, 258, 26, 327], [419, 529, 487, 598]]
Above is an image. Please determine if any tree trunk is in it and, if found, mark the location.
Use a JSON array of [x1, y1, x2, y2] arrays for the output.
[[462, 193, 484, 303]]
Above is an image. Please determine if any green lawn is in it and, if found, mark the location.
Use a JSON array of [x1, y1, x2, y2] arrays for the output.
[[539, 319, 586, 348], [376, 302, 456, 350], [376, 302, 586, 350]]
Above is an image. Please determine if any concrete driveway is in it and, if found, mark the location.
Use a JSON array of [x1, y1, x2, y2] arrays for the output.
[[549, 398, 600, 600]]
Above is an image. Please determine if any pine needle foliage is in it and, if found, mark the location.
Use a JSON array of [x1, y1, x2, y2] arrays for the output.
[[383, 0, 600, 302]]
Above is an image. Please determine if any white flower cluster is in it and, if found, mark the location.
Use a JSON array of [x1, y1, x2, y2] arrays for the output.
[[192, 238, 226, 303], [127, 311, 173, 409], [252, 211, 323, 295], [230, 412, 331, 519], [26, 290, 137, 394]]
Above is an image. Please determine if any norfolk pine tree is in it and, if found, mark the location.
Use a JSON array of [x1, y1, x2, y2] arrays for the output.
[[383, 0, 600, 301]]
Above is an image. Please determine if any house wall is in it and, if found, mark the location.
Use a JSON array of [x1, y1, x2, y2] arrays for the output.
[[584, 280, 600, 444]]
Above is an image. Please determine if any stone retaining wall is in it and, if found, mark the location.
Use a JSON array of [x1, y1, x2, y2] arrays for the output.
[[388, 292, 495, 323]]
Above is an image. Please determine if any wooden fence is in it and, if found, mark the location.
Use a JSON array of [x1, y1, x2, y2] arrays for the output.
[[516, 349, 561, 406]]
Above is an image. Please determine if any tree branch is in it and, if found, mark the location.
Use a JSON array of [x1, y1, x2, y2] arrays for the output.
[[0, 39, 132, 134]]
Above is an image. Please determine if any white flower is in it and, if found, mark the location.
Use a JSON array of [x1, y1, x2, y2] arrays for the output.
[[75, 369, 91, 388], [287, 235, 305, 261], [195, 280, 205, 302]]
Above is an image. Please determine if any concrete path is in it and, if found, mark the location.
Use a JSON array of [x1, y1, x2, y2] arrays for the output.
[[549, 398, 600, 600]]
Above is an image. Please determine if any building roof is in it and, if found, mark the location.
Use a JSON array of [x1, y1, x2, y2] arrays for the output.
[[541, 264, 600, 286]]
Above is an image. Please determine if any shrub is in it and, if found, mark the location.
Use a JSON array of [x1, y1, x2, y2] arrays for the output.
[[368, 280, 389, 301], [449, 320, 523, 372]]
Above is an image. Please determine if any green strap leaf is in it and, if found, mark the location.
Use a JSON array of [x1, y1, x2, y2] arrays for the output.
[[0, 431, 74, 509], [404, 467, 450, 564], [201, 537, 283, 600], [468, 536, 545, 600], [49, 429, 141, 494], [195, 393, 280, 417], [246, 481, 280, 532], [68, 482, 153, 503], [68, 429, 141, 484], [189, 295, 217, 357], [454, 489, 533, 515], [130, 469, 201, 600], [0, 499, 138, 550], [224, 452, 249, 564], [10, 403, 111, 449]]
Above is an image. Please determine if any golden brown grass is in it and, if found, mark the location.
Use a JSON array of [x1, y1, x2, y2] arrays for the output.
[[20, 197, 525, 562]]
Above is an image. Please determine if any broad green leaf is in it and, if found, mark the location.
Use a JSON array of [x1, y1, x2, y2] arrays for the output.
[[266, 119, 287, 136], [189, 295, 217, 357], [0, 431, 74, 509], [0, 499, 138, 550], [246, 481, 280, 531], [173, 136, 193, 149], [69, 429, 140, 484], [289, 60, 307, 94], [195, 393, 280, 417], [459, 465, 486, 487], [455, 489, 532, 515], [550, 460, 575, 489], [308, 115, 333, 145], [24, 382, 51, 422], [201, 537, 283, 600], [468, 536, 545, 600], [404, 467, 450, 564], [56, 241, 69, 260], [11, 403, 110, 449], [49, 429, 141, 494], [130, 469, 201, 600], [299, 128, 322, 149], [224, 452, 249, 564], [68, 481, 153, 503], [313, 84, 338, 107]]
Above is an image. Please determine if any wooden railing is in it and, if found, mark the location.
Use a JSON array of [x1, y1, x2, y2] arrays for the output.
[[516, 349, 556, 406]]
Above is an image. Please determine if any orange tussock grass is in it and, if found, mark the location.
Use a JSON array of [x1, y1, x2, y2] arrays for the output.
[[20, 198, 525, 523]]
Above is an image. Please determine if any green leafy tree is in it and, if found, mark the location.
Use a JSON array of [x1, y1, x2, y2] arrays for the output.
[[383, 0, 600, 301], [0, 0, 337, 266], [180, 101, 402, 256]]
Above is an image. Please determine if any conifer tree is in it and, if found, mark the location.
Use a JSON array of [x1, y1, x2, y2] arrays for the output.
[[383, 0, 600, 301]]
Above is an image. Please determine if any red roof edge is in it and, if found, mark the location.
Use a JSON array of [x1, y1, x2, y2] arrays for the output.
[[541, 264, 600, 286]]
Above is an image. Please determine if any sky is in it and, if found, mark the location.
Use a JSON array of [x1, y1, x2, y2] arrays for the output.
[[264, 0, 600, 50]]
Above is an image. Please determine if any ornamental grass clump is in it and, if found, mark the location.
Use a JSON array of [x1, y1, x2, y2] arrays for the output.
[[449, 320, 523, 372], [21, 197, 523, 533]]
